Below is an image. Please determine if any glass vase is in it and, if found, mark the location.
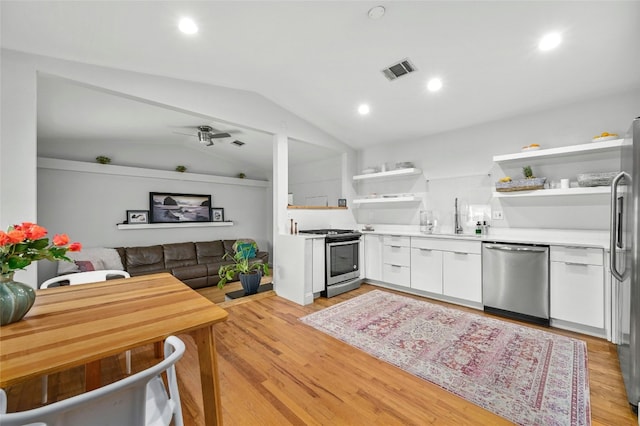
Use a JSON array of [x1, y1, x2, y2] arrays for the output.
[[0, 271, 36, 326]]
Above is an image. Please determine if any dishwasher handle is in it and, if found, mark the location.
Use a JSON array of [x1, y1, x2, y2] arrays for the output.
[[484, 244, 547, 253]]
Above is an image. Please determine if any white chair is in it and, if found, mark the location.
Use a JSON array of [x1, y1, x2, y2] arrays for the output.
[[40, 270, 130, 288], [0, 335, 185, 426], [40, 270, 132, 404]]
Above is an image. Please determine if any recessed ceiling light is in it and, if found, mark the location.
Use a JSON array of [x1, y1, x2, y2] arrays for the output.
[[427, 78, 443, 92], [178, 17, 198, 35], [358, 104, 370, 115], [368, 6, 386, 20], [538, 32, 562, 51]]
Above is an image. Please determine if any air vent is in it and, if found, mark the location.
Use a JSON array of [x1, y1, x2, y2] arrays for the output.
[[382, 59, 416, 81], [231, 140, 245, 147]]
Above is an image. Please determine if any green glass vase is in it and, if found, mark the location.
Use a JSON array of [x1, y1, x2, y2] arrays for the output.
[[0, 272, 36, 326]]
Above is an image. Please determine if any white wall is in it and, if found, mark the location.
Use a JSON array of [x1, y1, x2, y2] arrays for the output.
[[38, 139, 255, 180], [0, 48, 38, 284], [36, 164, 269, 283], [289, 155, 342, 207], [356, 89, 640, 231]]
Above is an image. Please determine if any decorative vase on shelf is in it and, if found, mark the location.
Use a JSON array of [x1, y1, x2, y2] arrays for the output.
[[0, 272, 36, 326]]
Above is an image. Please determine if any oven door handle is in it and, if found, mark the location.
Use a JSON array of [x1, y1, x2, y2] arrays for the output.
[[327, 240, 360, 247]]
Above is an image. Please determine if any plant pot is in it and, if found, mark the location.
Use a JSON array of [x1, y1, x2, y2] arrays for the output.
[[239, 271, 262, 295], [0, 272, 36, 326]]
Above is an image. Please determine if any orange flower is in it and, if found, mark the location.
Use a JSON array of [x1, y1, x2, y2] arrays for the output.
[[24, 224, 47, 240], [7, 230, 26, 244], [2, 222, 82, 274], [68, 242, 82, 252], [52, 234, 69, 246]]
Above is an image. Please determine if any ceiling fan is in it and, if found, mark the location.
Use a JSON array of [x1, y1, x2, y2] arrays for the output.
[[173, 125, 236, 146]]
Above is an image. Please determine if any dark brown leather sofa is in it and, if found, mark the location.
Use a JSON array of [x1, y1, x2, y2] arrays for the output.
[[115, 240, 269, 289]]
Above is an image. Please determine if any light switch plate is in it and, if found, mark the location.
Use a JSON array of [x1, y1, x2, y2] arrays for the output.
[[492, 210, 504, 220]]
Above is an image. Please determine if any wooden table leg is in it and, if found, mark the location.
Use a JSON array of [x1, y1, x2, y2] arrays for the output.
[[191, 325, 223, 426], [85, 360, 101, 391], [154, 341, 163, 358]]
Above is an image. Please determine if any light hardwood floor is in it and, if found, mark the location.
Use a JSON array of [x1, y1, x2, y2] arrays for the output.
[[5, 284, 638, 425]]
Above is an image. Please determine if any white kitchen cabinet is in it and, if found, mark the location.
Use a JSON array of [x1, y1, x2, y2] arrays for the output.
[[410, 246, 443, 294], [382, 235, 411, 287], [312, 238, 326, 293], [443, 251, 482, 302], [410, 237, 481, 302], [550, 246, 605, 328], [364, 234, 383, 281]]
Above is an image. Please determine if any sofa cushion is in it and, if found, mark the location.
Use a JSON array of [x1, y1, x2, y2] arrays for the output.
[[204, 260, 234, 277], [196, 241, 226, 264], [222, 240, 237, 257], [58, 247, 124, 274], [125, 245, 166, 275], [163, 242, 197, 269], [171, 264, 208, 281]]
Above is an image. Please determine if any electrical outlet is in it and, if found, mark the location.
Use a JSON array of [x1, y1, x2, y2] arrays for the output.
[[492, 210, 504, 220]]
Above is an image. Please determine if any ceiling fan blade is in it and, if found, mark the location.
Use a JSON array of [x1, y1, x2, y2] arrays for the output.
[[209, 132, 232, 139], [172, 131, 196, 136]]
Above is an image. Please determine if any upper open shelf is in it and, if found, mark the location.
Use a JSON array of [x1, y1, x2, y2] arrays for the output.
[[493, 139, 624, 163], [117, 222, 234, 230], [353, 167, 423, 181]]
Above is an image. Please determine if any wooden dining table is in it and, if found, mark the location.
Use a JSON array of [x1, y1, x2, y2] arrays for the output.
[[0, 272, 229, 426]]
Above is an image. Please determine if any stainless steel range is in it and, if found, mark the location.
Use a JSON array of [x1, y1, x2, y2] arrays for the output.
[[299, 229, 362, 297]]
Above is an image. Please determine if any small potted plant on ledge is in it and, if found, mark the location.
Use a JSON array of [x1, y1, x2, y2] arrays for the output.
[[217, 241, 269, 295]]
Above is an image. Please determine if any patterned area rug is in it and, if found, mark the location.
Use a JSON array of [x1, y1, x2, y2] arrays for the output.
[[300, 290, 591, 426]]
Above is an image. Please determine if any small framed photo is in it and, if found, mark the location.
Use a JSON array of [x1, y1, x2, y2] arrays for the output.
[[338, 198, 347, 207], [127, 210, 149, 224], [211, 208, 224, 222]]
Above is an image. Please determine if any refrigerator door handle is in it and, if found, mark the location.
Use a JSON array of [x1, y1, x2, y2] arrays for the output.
[[610, 171, 629, 282]]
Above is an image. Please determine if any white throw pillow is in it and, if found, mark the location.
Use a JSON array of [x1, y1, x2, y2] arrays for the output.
[[57, 247, 124, 274]]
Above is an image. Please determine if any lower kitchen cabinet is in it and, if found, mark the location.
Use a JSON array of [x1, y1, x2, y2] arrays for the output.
[[410, 247, 443, 293], [443, 251, 482, 303], [382, 235, 411, 287], [311, 238, 326, 293], [550, 246, 604, 328], [364, 234, 383, 281], [411, 237, 481, 303]]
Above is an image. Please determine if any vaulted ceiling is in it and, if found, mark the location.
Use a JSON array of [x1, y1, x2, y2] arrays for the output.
[[2, 1, 639, 167]]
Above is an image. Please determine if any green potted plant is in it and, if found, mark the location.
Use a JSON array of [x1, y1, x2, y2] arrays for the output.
[[217, 241, 269, 295], [95, 155, 111, 164], [175, 165, 187, 172]]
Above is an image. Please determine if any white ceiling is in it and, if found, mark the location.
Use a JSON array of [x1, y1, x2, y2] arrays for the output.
[[2, 1, 640, 165]]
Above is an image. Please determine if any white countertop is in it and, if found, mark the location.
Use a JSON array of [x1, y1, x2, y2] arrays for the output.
[[358, 225, 611, 249], [284, 225, 610, 249]]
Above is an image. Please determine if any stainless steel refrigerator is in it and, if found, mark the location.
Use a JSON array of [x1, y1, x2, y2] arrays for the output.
[[610, 117, 640, 414]]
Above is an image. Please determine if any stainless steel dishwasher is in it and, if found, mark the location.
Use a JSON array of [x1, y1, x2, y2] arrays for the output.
[[482, 242, 550, 325]]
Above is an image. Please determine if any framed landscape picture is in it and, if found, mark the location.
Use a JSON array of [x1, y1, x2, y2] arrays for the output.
[[211, 208, 224, 222], [149, 192, 212, 223], [126, 210, 149, 224]]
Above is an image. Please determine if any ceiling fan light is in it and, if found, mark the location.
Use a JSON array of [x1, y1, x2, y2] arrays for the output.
[[198, 131, 209, 143]]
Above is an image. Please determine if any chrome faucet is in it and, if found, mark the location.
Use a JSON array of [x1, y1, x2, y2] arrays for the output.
[[454, 198, 463, 234]]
